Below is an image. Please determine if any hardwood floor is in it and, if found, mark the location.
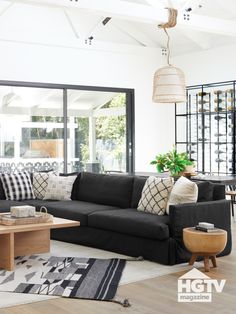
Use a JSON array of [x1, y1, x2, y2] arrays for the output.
[[0, 222, 235, 314]]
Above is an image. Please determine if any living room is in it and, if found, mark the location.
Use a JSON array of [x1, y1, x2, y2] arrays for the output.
[[0, 0, 235, 313]]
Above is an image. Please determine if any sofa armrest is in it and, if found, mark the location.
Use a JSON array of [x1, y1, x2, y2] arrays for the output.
[[169, 200, 231, 239]]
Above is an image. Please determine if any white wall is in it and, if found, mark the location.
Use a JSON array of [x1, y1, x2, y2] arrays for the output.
[[0, 41, 175, 172], [173, 44, 236, 86]]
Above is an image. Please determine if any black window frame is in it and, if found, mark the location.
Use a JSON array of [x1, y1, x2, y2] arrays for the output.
[[0, 80, 135, 173]]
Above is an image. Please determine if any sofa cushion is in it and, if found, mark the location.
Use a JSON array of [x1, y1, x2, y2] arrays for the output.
[[39, 201, 118, 226], [213, 183, 225, 200], [88, 208, 170, 240], [196, 181, 214, 202], [0, 200, 28, 213], [131, 176, 147, 208], [75, 172, 134, 208]]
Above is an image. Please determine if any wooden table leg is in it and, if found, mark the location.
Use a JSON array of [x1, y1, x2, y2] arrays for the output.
[[210, 255, 217, 268], [14, 229, 50, 257], [189, 253, 197, 265], [0, 233, 14, 271], [204, 256, 210, 272]]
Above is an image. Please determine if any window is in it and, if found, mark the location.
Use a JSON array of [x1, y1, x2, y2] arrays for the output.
[[0, 81, 134, 174]]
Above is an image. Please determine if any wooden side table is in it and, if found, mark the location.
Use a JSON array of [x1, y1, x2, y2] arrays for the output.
[[183, 227, 227, 272]]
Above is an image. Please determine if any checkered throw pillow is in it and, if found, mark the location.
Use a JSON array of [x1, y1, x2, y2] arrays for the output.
[[0, 171, 35, 201], [137, 176, 173, 215], [33, 172, 57, 199], [43, 175, 77, 201]]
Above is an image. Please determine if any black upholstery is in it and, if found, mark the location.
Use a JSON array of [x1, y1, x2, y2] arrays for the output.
[[0, 172, 231, 265], [88, 208, 170, 240], [195, 181, 214, 202], [0, 200, 25, 212], [131, 176, 146, 208], [75, 172, 134, 208], [169, 199, 231, 263]]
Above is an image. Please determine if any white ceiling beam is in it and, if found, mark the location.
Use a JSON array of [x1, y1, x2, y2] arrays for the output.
[[177, 13, 236, 36], [0, 36, 161, 56], [63, 9, 80, 39], [8, 0, 169, 24], [179, 29, 211, 50], [0, 1, 16, 18], [144, 0, 165, 10], [111, 20, 158, 47], [6, 0, 236, 37], [68, 90, 86, 104]]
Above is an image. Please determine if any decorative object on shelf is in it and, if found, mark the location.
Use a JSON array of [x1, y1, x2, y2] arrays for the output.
[[198, 99, 209, 105], [215, 149, 225, 154], [198, 108, 209, 112], [152, 8, 186, 103], [197, 92, 208, 96], [150, 147, 194, 176], [213, 90, 224, 95], [214, 115, 226, 120], [10, 205, 36, 218]]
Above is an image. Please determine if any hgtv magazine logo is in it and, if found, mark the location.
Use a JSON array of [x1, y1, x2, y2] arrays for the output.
[[178, 268, 226, 302]]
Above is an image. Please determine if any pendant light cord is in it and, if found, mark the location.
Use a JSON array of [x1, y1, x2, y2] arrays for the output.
[[163, 27, 171, 66], [159, 8, 178, 67]]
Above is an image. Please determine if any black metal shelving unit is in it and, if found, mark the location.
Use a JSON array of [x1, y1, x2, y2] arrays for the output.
[[175, 80, 236, 175]]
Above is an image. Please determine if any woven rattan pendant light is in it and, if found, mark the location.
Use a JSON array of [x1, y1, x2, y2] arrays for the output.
[[153, 8, 186, 103]]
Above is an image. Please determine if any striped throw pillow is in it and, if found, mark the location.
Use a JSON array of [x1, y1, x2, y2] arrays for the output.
[[0, 172, 35, 200]]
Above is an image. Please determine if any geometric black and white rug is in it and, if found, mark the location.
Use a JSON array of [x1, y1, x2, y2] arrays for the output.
[[0, 255, 126, 301]]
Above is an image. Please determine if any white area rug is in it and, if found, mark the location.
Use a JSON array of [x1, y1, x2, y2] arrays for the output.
[[0, 240, 200, 308]]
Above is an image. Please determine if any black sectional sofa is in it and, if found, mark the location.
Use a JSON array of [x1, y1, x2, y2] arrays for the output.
[[0, 172, 232, 265]]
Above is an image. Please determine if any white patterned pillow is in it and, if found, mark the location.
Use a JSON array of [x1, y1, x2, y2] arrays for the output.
[[0, 171, 35, 201], [33, 172, 57, 200], [166, 176, 198, 215], [43, 175, 77, 201], [137, 176, 173, 215]]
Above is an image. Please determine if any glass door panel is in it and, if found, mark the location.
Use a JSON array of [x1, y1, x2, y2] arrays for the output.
[[0, 86, 63, 173], [67, 90, 127, 173]]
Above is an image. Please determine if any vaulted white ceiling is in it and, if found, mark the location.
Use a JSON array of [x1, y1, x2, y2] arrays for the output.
[[0, 0, 236, 56]]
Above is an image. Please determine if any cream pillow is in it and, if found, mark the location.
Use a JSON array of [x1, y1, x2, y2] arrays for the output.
[[166, 176, 198, 215], [137, 176, 173, 215], [43, 175, 76, 201]]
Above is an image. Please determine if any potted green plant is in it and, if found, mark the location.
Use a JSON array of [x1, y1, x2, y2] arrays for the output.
[[150, 147, 194, 177]]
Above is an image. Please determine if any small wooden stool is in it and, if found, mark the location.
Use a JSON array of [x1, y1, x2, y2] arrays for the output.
[[183, 227, 227, 272]]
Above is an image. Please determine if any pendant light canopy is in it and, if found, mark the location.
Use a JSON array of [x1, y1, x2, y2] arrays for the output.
[[152, 8, 186, 104]]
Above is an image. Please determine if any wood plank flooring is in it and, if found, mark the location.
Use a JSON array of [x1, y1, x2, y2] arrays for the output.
[[0, 222, 235, 314]]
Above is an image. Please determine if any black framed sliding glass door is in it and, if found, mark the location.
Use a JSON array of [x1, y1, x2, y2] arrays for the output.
[[0, 80, 135, 174]]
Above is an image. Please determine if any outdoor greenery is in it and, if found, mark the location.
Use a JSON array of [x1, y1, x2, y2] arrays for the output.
[[19, 94, 126, 172], [95, 94, 126, 171], [150, 147, 194, 176]]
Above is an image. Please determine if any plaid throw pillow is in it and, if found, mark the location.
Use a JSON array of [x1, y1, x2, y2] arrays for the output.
[[0, 172, 35, 201], [137, 176, 173, 215]]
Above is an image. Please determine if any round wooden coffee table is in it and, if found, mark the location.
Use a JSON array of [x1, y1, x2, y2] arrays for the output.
[[183, 227, 227, 272]]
